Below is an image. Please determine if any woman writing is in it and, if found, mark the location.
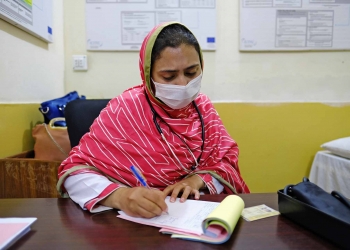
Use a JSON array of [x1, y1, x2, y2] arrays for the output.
[[57, 22, 249, 218]]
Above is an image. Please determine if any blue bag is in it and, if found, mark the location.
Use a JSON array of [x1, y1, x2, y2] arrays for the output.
[[39, 91, 85, 127]]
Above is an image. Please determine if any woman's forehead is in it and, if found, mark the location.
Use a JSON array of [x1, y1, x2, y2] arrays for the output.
[[152, 44, 200, 71]]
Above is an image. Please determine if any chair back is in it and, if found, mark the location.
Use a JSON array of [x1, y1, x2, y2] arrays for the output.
[[65, 99, 110, 148]]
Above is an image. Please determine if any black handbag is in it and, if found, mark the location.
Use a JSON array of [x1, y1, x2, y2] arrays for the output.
[[279, 178, 350, 248], [39, 91, 85, 126], [284, 178, 350, 224]]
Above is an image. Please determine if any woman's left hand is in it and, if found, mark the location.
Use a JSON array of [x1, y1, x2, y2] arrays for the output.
[[162, 175, 205, 203]]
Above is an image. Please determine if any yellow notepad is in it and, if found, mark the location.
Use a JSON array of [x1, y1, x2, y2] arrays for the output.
[[117, 195, 244, 244]]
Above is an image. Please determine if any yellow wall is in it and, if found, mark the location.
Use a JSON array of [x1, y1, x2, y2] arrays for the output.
[[1, 102, 349, 193], [215, 103, 350, 192], [1, 0, 349, 195], [0, 104, 42, 158]]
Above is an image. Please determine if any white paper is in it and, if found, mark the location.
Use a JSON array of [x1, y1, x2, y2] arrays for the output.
[[0, 218, 37, 249], [117, 197, 220, 234]]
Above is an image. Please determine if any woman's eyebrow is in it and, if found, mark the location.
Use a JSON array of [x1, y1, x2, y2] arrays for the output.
[[185, 64, 200, 70], [159, 69, 178, 73], [159, 64, 200, 73]]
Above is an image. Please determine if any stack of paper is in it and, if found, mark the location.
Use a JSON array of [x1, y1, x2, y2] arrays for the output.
[[0, 218, 37, 249], [241, 204, 280, 222], [117, 195, 244, 244]]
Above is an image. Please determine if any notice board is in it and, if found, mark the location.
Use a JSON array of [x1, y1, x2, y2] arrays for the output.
[[240, 0, 350, 51], [85, 0, 217, 51], [0, 0, 53, 42]]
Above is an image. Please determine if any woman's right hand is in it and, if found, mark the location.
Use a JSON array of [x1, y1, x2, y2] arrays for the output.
[[100, 187, 168, 218]]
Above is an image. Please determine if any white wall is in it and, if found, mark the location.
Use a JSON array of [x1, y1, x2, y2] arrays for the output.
[[0, 0, 64, 103], [63, 0, 350, 103], [2, 0, 346, 103]]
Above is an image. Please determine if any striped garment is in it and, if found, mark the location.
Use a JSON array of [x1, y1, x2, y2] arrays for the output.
[[57, 22, 249, 210]]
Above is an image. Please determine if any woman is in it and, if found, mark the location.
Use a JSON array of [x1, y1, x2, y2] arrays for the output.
[[57, 22, 249, 218]]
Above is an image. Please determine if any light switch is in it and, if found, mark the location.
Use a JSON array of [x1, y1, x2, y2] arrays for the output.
[[73, 55, 88, 71]]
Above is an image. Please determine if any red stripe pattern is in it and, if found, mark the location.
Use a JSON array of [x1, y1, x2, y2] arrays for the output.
[[58, 89, 249, 194], [58, 22, 249, 198]]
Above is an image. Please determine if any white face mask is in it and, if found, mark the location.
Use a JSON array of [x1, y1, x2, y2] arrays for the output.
[[153, 73, 202, 109]]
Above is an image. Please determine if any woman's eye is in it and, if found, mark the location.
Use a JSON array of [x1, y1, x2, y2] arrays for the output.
[[163, 76, 174, 81], [186, 72, 196, 76]]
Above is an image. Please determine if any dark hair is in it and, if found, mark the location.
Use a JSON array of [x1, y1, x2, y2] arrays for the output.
[[151, 24, 202, 67]]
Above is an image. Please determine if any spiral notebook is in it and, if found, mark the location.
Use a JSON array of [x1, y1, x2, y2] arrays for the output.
[[117, 195, 244, 244], [0, 218, 37, 249]]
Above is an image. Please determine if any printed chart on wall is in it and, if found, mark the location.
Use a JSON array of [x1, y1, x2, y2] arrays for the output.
[[240, 0, 350, 51], [85, 0, 216, 51], [0, 0, 53, 42]]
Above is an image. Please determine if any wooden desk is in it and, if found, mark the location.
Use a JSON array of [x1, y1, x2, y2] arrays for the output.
[[0, 194, 339, 249]]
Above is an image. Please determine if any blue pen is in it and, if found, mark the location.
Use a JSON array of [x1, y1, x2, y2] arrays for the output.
[[130, 165, 150, 189], [130, 165, 169, 215]]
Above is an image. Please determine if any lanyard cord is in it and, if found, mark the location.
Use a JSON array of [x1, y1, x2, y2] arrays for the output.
[[145, 92, 205, 171]]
